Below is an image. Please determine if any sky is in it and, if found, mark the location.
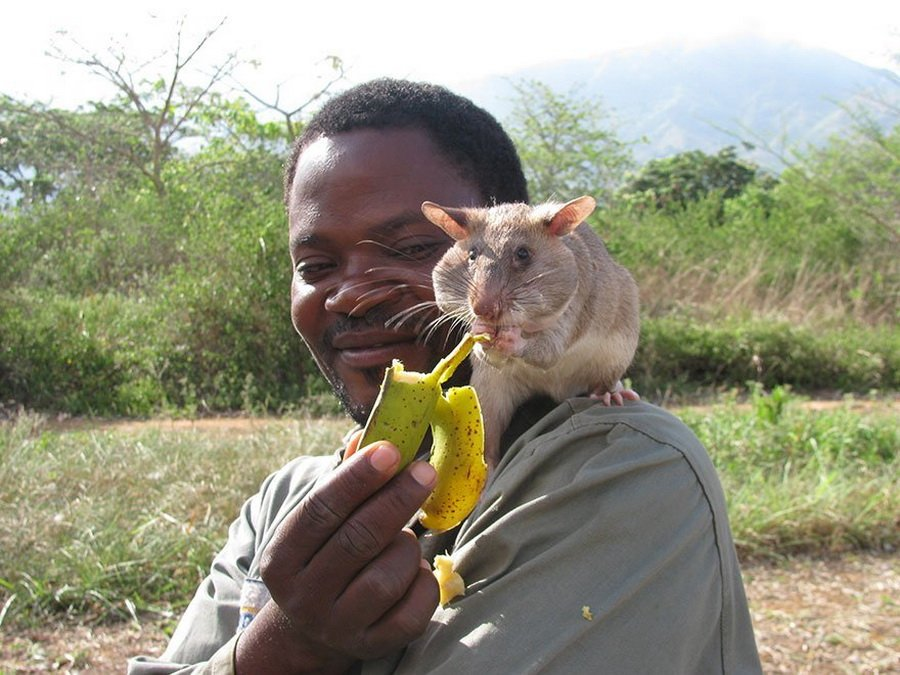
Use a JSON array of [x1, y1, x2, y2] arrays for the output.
[[3, 0, 898, 110]]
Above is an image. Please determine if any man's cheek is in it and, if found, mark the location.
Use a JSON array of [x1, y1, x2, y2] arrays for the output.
[[290, 285, 318, 336]]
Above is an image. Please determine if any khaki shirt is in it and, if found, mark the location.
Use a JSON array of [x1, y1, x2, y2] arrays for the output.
[[128, 400, 762, 674]]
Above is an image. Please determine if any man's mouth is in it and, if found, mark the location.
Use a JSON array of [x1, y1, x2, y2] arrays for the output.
[[330, 330, 420, 369]]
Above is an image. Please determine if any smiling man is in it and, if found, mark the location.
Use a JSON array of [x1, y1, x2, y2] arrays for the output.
[[287, 129, 484, 422], [129, 79, 761, 674]]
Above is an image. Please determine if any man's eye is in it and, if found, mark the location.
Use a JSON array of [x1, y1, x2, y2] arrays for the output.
[[294, 259, 334, 281]]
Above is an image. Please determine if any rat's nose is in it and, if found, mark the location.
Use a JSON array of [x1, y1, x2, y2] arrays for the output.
[[471, 291, 502, 322]]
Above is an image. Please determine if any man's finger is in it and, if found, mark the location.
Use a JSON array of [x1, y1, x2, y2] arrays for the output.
[[261, 442, 402, 576], [359, 564, 440, 658], [342, 429, 364, 461], [331, 528, 423, 629], [298, 459, 436, 597]]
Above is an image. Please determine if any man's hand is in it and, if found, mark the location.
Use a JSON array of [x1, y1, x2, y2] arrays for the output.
[[235, 438, 439, 674]]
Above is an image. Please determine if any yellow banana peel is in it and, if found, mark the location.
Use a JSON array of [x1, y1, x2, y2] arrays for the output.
[[358, 333, 488, 532], [419, 386, 486, 531]]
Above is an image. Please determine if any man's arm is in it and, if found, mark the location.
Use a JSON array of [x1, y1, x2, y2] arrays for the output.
[[235, 441, 440, 673], [129, 438, 441, 674], [127, 453, 336, 674]]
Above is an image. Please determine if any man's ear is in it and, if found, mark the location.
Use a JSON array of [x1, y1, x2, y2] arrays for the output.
[[422, 202, 470, 241]]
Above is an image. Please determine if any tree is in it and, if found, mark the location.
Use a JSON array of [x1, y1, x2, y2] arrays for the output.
[[47, 18, 238, 196], [776, 123, 899, 247], [236, 56, 346, 143], [778, 74, 900, 246], [618, 146, 768, 215], [504, 80, 636, 204], [0, 94, 151, 206]]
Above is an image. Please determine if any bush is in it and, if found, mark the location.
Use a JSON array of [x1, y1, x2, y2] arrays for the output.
[[630, 318, 897, 397]]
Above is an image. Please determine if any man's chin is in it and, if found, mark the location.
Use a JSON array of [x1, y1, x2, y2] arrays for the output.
[[330, 367, 384, 426], [340, 397, 370, 427]]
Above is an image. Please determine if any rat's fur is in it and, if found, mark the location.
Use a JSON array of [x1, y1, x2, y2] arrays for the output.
[[424, 196, 640, 469]]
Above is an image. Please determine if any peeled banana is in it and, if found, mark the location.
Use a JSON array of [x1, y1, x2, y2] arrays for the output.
[[433, 554, 466, 606], [358, 333, 488, 531]]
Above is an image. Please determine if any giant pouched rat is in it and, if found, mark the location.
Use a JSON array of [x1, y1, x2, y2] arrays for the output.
[[422, 196, 640, 469]]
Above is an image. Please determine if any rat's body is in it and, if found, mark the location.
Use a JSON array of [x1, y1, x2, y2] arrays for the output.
[[423, 196, 640, 470]]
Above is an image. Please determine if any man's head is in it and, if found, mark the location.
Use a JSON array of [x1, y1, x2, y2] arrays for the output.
[[285, 78, 528, 210], [285, 79, 527, 423]]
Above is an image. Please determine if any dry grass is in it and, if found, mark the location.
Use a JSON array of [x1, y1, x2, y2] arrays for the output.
[[637, 254, 897, 327], [0, 400, 896, 672], [746, 553, 899, 673]]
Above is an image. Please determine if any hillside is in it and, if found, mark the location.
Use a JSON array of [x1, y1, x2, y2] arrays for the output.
[[457, 36, 900, 169]]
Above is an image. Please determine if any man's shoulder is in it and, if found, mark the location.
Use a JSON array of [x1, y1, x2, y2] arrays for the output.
[[494, 399, 724, 515], [509, 398, 706, 462], [251, 450, 342, 516]]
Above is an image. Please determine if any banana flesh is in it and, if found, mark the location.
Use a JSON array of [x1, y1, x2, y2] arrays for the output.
[[433, 554, 466, 606], [358, 333, 488, 531]]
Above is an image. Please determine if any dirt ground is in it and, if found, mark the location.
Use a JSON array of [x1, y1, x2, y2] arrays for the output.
[[2, 552, 896, 674]]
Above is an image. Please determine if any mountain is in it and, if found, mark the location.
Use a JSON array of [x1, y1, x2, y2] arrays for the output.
[[454, 36, 900, 170]]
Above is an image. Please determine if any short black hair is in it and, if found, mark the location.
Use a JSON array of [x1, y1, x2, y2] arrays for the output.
[[283, 78, 528, 208]]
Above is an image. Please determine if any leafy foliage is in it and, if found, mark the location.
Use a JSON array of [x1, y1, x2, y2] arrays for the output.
[[631, 318, 897, 399], [505, 79, 636, 204], [618, 146, 770, 216], [0, 96, 147, 205]]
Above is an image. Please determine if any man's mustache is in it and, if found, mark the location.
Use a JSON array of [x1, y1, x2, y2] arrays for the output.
[[322, 307, 406, 349]]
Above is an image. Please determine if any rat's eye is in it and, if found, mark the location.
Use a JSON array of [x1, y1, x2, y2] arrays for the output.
[[515, 246, 531, 261], [468, 248, 478, 262]]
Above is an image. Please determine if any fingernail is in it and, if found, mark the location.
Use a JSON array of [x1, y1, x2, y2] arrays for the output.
[[420, 558, 432, 571], [410, 461, 436, 487], [369, 443, 399, 473]]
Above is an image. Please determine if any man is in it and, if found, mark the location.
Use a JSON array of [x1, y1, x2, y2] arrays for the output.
[[129, 79, 761, 673]]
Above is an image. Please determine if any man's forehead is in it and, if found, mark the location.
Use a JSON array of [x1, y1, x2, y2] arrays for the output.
[[288, 128, 482, 237], [290, 136, 341, 199]]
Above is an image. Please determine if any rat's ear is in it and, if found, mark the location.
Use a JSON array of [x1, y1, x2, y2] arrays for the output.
[[422, 202, 470, 241], [547, 196, 596, 236]]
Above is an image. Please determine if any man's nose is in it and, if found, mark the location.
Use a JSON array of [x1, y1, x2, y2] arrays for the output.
[[324, 266, 398, 317]]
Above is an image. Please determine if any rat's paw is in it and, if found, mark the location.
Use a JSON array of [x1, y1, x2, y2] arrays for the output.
[[590, 380, 640, 406]]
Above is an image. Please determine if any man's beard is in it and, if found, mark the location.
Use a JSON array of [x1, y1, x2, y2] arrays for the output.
[[328, 363, 385, 426]]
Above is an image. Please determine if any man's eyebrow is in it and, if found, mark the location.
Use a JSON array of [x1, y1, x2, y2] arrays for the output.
[[370, 210, 433, 237], [290, 232, 320, 250]]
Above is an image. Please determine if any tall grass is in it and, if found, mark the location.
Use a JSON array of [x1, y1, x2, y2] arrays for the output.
[[0, 414, 347, 628], [0, 395, 896, 629], [635, 254, 897, 328]]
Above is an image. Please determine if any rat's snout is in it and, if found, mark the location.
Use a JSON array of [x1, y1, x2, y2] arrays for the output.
[[471, 292, 501, 322], [470, 274, 506, 322]]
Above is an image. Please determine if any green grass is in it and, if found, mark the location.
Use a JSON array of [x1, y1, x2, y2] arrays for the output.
[[676, 389, 898, 559], [0, 414, 347, 629], [0, 394, 897, 629]]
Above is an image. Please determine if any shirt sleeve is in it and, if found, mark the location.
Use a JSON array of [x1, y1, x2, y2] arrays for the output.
[[369, 401, 761, 674], [127, 453, 339, 674]]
